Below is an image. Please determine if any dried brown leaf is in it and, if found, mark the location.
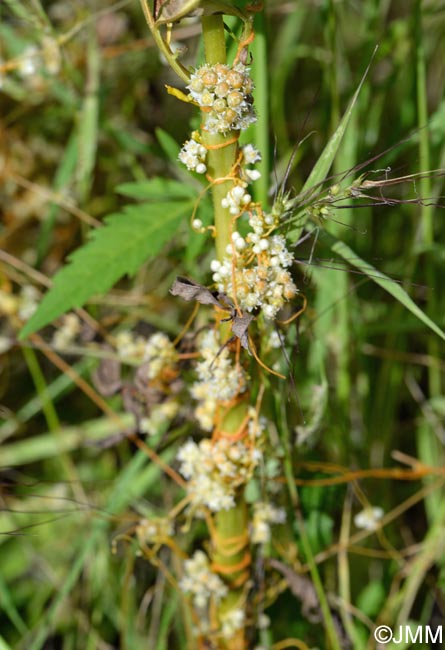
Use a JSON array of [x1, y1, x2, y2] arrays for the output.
[[170, 276, 222, 307], [91, 357, 122, 396], [231, 313, 254, 351]]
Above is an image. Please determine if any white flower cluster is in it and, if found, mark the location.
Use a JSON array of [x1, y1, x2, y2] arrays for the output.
[[136, 517, 174, 545], [18, 285, 40, 320], [251, 501, 286, 544], [139, 400, 179, 436], [247, 407, 267, 439], [17, 39, 61, 79], [52, 313, 82, 349], [178, 132, 207, 174], [354, 506, 384, 531], [221, 185, 252, 216], [115, 330, 147, 360], [114, 330, 178, 378], [187, 63, 256, 134], [0, 285, 40, 320], [191, 329, 247, 431], [143, 332, 178, 380], [179, 550, 228, 608], [220, 608, 245, 639], [211, 211, 297, 320], [177, 437, 262, 512], [219, 144, 262, 217]]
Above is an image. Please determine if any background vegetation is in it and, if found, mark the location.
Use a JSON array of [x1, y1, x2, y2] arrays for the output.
[[0, 0, 444, 648]]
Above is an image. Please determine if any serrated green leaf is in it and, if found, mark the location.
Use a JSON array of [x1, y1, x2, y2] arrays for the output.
[[319, 229, 445, 341], [117, 177, 197, 201], [19, 201, 192, 339]]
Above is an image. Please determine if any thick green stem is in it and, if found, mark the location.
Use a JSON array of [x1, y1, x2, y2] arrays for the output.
[[201, 15, 239, 262], [201, 14, 250, 649]]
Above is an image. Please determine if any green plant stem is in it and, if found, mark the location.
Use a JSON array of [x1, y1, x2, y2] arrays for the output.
[[139, 0, 190, 83], [201, 14, 249, 649], [414, 0, 440, 398], [22, 345, 60, 433], [250, 11, 269, 205], [201, 14, 239, 262]]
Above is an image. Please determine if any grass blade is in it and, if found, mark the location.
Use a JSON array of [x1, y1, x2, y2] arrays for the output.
[[319, 229, 445, 342]]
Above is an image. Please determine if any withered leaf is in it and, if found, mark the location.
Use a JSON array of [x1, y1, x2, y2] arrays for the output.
[[231, 313, 254, 352], [91, 357, 122, 397], [170, 277, 222, 307], [269, 558, 320, 622], [155, 0, 202, 24]]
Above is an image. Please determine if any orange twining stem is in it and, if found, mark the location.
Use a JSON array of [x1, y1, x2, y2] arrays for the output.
[[212, 550, 251, 575], [204, 172, 237, 186], [227, 569, 250, 589], [233, 30, 256, 64], [272, 639, 310, 650], [214, 410, 250, 442], [289, 466, 445, 487], [203, 135, 240, 150], [212, 532, 250, 557], [277, 294, 307, 326], [173, 301, 200, 347], [129, 434, 187, 488], [30, 333, 124, 426], [189, 174, 238, 223], [169, 495, 192, 519], [248, 334, 286, 379]]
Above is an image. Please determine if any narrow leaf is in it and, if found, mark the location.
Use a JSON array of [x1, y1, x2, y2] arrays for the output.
[[302, 49, 376, 195], [76, 32, 100, 201], [19, 201, 192, 339], [287, 49, 376, 243], [156, 127, 181, 160], [319, 229, 445, 342]]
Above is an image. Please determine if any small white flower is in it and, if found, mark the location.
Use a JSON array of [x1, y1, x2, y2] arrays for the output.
[[243, 144, 261, 164], [354, 507, 384, 531], [180, 550, 228, 609], [251, 502, 286, 544], [17, 285, 39, 320], [245, 169, 261, 182], [220, 608, 245, 639], [179, 135, 207, 172], [258, 613, 271, 629]]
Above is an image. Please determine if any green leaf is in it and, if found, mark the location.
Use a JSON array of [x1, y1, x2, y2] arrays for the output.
[[287, 49, 376, 241], [301, 51, 375, 195], [0, 636, 13, 650], [19, 201, 193, 339], [156, 127, 181, 160], [319, 229, 445, 342], [117, 177, 197, 201], [302, 511, 334, 555], [0, 572, 28, 635], [356, 581, 386, 618]]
